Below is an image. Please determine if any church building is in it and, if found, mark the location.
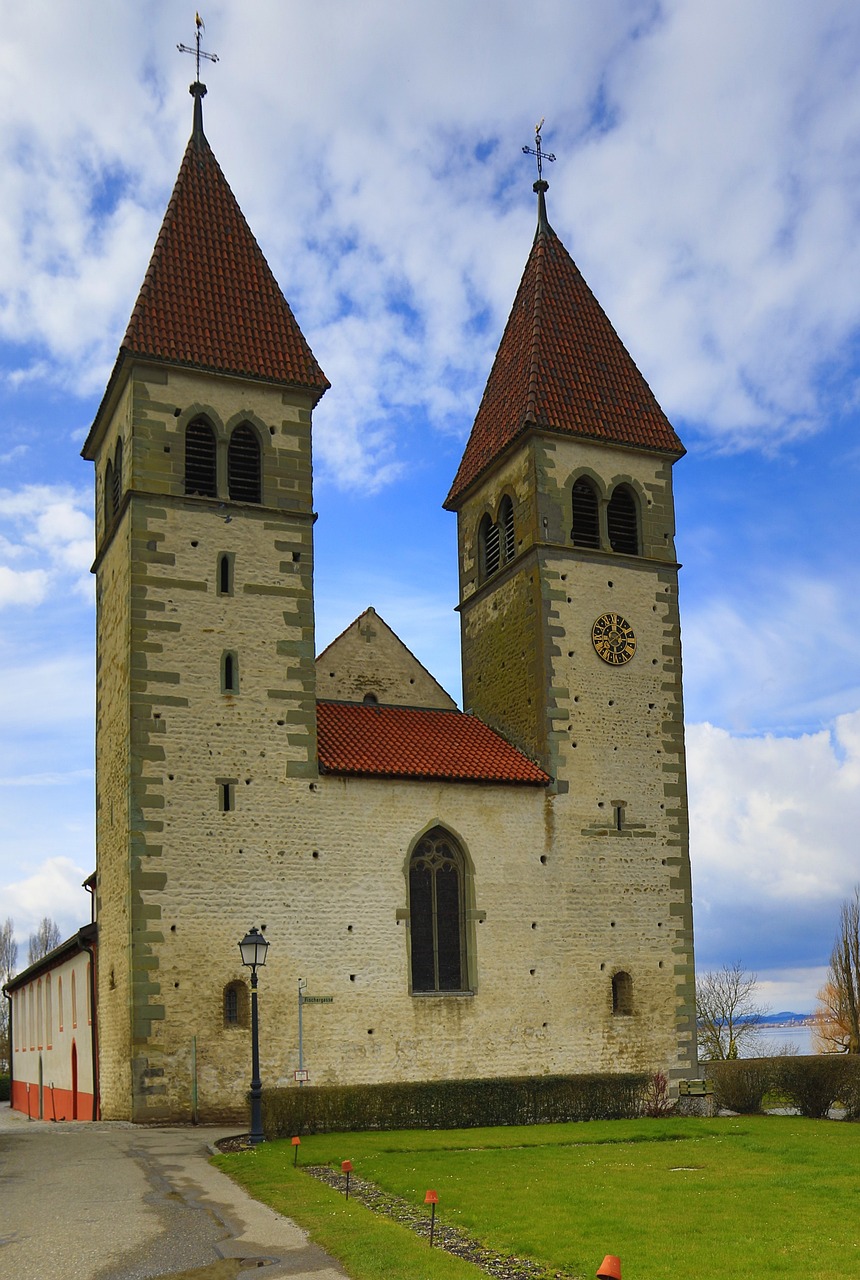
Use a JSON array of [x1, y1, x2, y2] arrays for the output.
[[63, 79, 696, 1123]]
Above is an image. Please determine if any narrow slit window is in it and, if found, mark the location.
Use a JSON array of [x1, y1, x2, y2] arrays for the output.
[[219, 781, 235, 812], [612, 970, 633, 1016], [218, 553, 233, 597], [185, 420, 217, 497], [46, 974, 52, 1048], [607, 485, 639, 556], [572, 477, 600, 548], [228, 424, 261, 504], [222, 651, 238, 693], [104, 460, 114, 528]]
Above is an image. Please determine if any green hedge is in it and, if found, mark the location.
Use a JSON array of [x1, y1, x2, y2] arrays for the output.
[[0, 1074, 9, 1103], [708, 1055, 860, 1118], [262, 1071, 650, 1137]]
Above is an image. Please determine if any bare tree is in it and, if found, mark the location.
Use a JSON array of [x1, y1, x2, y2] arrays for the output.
[[817, 886, 860, 1055], [696, 961, 768, 1061], [28, 916, 62, 966], [0, 917, 17, 1073]]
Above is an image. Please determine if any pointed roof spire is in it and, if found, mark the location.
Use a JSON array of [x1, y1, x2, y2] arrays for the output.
[[113, 87, 327, 396], [445, 154, 683, 508]]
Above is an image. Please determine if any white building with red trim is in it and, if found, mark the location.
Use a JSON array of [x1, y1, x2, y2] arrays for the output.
[[4, 924, 99, 1121]]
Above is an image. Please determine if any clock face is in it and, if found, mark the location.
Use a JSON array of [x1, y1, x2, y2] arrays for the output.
[[592, 612, 636, 666]]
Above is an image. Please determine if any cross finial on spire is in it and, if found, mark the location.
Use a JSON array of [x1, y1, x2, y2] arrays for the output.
[[522, 118, 556, 183], [177, 12, 219, 83]]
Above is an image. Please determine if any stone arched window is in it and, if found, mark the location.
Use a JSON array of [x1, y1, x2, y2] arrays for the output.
[[228, 424, 261, 504], [612, 970, 633, 1016], [185, 419, 217, 497], [572, 476, 600, 549], [607, 484, 639, 556], [409, 828, 467, 993], [223, 980, 249, 1028]]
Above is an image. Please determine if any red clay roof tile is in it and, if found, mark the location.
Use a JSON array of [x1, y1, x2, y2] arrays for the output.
[[446, 190, 683, 507], [121, 111, 328, 393], [317, 701, 550, 786]]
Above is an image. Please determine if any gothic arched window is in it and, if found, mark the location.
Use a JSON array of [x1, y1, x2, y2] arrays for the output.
[[572, 476, 600, 549], [612, 970, 633, 1016], [185, 420, 217, 497], [228, 424, 261, 504], [607, 485, 639, 556], [409, 829, 466, 993]]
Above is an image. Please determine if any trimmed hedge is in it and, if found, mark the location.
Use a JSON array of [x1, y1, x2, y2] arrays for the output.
[[0, 1073, 9, 1103], [262, 1071, 650, 1137], [710, 1058, 775, 1114], [708, 1054, 860, 1118]]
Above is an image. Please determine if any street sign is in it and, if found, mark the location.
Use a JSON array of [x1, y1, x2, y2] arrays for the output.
[[302, 995, 333, 1004], [294, 1069, 309, 1082]]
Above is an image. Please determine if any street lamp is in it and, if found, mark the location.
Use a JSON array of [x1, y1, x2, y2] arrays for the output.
[[238, 925, 269, 1144]]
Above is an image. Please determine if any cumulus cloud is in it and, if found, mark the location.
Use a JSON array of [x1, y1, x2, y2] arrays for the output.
[[2, 856, 92, 953], [688, 715, 860, 978], [0, 484, 94, 604], [2, 4, 860, 483]]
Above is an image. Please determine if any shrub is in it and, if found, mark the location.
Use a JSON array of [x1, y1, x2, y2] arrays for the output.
[[709, 1058, 774, 1113], [262, 1071, 650, 1138], [837, 1057, 860, 1120], [775, 1055, 858, 1119], [0, 1074, 9, 1102], [643, 1070, 675, 1117]]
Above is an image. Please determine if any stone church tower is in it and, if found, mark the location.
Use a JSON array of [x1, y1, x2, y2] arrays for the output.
[[81, 88, 696, 1124]]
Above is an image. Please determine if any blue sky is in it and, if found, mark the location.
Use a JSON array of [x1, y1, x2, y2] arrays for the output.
[[2, 0, 860, 1010]]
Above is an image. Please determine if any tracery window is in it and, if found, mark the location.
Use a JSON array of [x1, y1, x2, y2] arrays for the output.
[[607, 485, 639, 556], [185, 420, 217, 497], [223, 980, 248, 1027], [228, 424, 261, 503], [409, 828, 466, 993], [571, 476, 600, 549]]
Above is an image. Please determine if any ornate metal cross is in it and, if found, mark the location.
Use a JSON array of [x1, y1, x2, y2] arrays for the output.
[[177, 12, 219, 81], [522, 117, 556, 181]]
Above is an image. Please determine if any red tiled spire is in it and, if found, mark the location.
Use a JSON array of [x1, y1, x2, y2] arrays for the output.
[[120, 84, 328, 394], [317, 701, 550, 786], [445, 181, 683, 507]]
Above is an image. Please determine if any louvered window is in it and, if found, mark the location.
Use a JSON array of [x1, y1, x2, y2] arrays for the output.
[[112, 439, 123, 514], [104, 461, 114, 528], [500, 497, 515, 562], [572, 477, 600, 548], [480, 515, 501, 580], [607, 485, 639, 555], [185, 420, 217, 497], [228, 424, 261, 504], [409, 829, 466, 993]]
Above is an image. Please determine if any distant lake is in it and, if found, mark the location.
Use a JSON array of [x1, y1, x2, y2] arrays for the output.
[[700, 1023, 817, 1062]]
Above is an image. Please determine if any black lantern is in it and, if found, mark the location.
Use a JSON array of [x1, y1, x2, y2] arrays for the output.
[[238, 926, 269, 1144]]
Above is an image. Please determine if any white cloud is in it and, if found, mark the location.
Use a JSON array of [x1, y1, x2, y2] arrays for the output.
[[0, 484, 94, 604], [2, 856, 92, 955], [688, 715, 860, 976]]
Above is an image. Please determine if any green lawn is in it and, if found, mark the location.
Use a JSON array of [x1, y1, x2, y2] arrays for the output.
[[212, 1116, 860, 1280]]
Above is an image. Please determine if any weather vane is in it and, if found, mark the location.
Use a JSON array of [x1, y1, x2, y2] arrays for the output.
[[522, 118, 556, 181], [177, 12, 219, 81]]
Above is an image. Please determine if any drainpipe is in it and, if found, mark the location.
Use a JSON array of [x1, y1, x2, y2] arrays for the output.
[[79, 933, 99, 1121], [2, 985, 11, 1103]]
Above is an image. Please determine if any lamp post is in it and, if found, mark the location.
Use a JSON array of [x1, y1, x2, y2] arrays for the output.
[[238, 926, 269, 1144]]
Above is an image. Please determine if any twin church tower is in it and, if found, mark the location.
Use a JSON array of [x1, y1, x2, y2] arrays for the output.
[[82, 83, 696, 1122]]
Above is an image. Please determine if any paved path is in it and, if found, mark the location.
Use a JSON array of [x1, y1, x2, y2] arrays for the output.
[[0, 1102, 348, 1280]]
